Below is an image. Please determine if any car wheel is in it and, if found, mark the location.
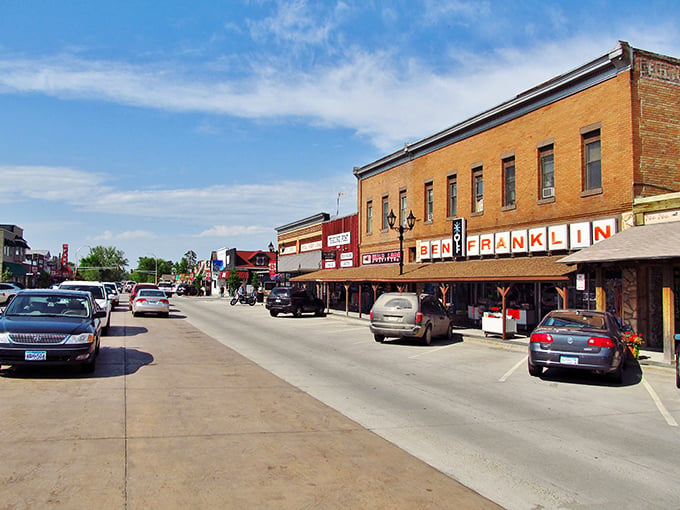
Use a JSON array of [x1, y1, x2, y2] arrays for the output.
[[609, 360, 624, 384], [133, 311, 140, 317], [422, 325, 432, 346], [314, 308, 325, 317], [528, 360, 543, 377], [293, 306, 302, 318], [374, 334, 385, 343], [161, 312, 169, 318], [447, 322, 454, 342], [270, 310, 279, 317]]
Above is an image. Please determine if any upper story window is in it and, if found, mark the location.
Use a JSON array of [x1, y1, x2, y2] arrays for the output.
[[382, 196, 389, 230], [447, 174, 457, 217], [366, 200, 373, 234], [583, 129, 601, 191], [472, 166, 483, 214], [502, 157, 516, 208], [399, 190, 407, 226], [539, 144, 555, 199], [424, 182, 434, 222]]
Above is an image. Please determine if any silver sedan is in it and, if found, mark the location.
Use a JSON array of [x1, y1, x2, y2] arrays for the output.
[[131, 289, 170, 317]]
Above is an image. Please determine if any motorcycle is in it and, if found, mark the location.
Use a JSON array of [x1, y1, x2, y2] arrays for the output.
[[230, 293, 256, 306]]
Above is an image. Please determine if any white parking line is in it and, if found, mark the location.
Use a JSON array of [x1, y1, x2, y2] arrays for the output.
[[499, 355, 528, 382], [642, 377, 678, 427], [408, 344, 456, 359]]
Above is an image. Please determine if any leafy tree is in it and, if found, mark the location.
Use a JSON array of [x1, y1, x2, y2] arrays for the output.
[[174, 257, 190, 275], [77, 246, 128, 282], [1, 268, 12, 283], [250, 272, 261, 289], [227, 269, 241, 294]]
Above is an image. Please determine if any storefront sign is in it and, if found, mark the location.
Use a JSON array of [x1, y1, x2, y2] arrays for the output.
[[324, 260, 337, 269], [419, 218, 616, 260], [644, 209, 680, 224], [300, 240, 322, 252], [340, 252, 354, 260], [340, 259, 354, 268], [322, 251, 337, 260], [452, 218, 466, 257], [328, 232, 351, 247], [280, 245, 297, 255], [362, 250, 401, 265]]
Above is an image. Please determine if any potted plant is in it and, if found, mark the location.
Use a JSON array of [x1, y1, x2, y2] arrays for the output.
[[622, 331, 644, 359]]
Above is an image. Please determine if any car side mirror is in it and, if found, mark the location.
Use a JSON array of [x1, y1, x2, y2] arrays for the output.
[[94, 310, 107, 319]]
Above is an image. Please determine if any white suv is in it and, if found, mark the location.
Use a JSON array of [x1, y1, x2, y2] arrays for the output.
[[0, 283, 21, 305], [59, 281, 112, 334]]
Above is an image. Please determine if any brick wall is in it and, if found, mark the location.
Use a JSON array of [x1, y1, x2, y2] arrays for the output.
[[634, 49, 680, 197], [359, 71, 636, 256]]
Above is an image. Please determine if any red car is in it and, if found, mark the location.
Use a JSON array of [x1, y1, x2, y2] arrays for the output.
[[129, 283, 158, 310]]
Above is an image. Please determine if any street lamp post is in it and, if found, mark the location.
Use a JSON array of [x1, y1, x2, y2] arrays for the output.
[[387, 209, 416, 275], [268, 242, 279, 284], [148, 253, 158, 284], [74, 244, 92, 280]]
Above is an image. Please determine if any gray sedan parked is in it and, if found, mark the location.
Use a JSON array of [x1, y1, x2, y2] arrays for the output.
[[369, 292, 454, 345], [528, 309, 627, 383]]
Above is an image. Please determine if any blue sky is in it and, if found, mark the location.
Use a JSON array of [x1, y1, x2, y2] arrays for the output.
[[1, 1, 679, 268]]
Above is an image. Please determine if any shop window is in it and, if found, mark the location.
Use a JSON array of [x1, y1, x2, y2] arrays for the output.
[[502, 157, 516, 208], [366, 201, 373, 234], [472, 166, 483, 214], [447, 174, 457, 217], [583, 129, 601, 192], [539, 145, 555, 199], [424, 182, 434, 222], [381, 196, 389, 230]]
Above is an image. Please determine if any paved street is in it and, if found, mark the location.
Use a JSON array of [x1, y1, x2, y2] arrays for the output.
[[179, 296, 680, 510], [0, 299, 500, 509]]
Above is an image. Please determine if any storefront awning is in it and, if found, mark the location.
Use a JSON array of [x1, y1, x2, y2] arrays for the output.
[[277, 251, 322, 273], [559, 222, 680, 264], [293, 255, 574, 283], [2, 261, 27, 276]]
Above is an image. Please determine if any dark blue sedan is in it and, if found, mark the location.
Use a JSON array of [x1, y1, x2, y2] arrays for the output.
[[528, 309, 628, 383], [0, 290, 106, 373]]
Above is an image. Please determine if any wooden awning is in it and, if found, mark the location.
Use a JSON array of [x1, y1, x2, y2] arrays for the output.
[[293, 255, 574, 283]]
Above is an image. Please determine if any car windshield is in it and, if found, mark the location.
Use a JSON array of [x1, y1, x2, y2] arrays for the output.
[[6, 294, 91, 318], [270, 288, 288, 298], [138, 290, 166, 298], [541, 312, 606, 330], [61, 284, 105, 300]]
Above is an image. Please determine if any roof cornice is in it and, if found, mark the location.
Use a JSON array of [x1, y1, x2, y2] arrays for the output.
[[275, 212, 331, 233], [354, 41, 633, 180]]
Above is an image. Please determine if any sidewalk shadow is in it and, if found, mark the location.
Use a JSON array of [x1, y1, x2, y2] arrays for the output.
[[106, 325, 148, 336]]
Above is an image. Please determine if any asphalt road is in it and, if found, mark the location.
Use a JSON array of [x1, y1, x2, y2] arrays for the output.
[[0, 297, 501, 509], [179, 297, 680, 510]]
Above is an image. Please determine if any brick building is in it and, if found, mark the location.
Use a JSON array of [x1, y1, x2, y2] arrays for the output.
[[295, 41, 680, 360]]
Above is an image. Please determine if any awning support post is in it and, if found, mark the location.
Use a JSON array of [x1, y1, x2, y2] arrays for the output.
[[344, 283, 350, 317], [439, 284, 449, 307], [497, 285, 511, 341]]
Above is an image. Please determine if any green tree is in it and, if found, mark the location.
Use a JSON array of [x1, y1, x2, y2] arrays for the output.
[[184, 250, 197, 268], [227, 269, 241, 295], [1, 268, 12, 283], [77, 246, 128, 282], [174, 257, 190, 275], [250, 272, 261, 289]]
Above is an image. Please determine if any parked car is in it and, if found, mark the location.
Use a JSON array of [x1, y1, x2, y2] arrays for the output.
[[59, 281, 111, 334], [0, 283, 21, 306], [129, 283, 159, 308], [265, 287, 325, 317], [0, 289, 106, 373], [528, 309, 627, 383], [131, 289, 170, 317], [176, 283, 198, 296], [157, 281, 174, 297], [369, 292, 454, 345], [103, 282, 120, 308]]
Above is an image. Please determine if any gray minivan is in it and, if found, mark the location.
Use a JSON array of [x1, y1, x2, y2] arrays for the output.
[[369, 292, 454, 345]]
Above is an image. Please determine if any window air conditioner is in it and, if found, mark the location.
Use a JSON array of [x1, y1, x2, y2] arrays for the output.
[[542, 187, 554, 199]]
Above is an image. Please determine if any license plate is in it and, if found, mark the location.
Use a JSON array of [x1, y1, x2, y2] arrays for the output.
[[560, 356, 579, 365], [25, 351, 47, 361], [148, 300, 158, 305], [384, 316, 401, 322]]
